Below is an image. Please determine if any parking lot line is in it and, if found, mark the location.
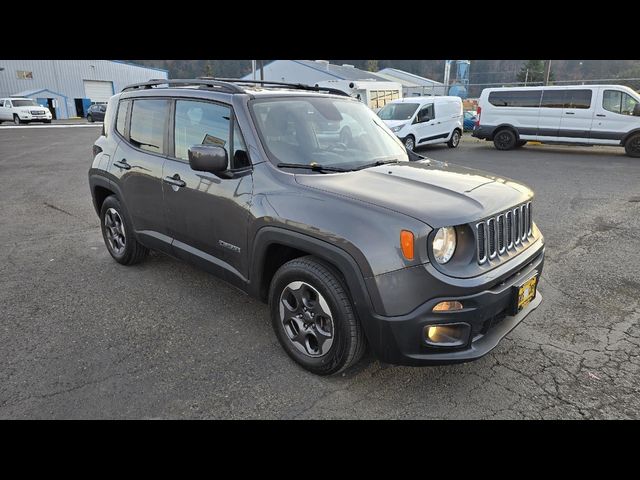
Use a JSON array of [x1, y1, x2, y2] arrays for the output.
[[0, 124, 102, 129]]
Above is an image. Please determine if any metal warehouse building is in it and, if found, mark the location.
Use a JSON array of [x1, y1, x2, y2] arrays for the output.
[[0, 60, 168, 119]]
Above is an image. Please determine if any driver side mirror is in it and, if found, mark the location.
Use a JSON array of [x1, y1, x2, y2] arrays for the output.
[[634, 103, 640, 117], [188, 145, 228, 175]]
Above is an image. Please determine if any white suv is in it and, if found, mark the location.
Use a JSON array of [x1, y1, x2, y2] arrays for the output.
[[0, 97, 53, 124]]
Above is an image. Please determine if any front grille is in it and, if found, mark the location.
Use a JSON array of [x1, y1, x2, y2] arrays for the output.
[[30, 110, 45, 115], [476, 202, 533, 264]]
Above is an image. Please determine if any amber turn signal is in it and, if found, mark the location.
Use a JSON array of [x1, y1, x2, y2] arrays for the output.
[[400, 230, 414, 260], [432, 301, 463, 312]]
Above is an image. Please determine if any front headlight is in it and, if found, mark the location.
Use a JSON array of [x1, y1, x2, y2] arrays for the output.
[[432, 227, 457, 264], [390, 123, 406, 133]]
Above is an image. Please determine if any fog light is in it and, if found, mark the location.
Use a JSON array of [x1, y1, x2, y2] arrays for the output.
[[424, 322, 471, 347], [433, 301, 463, 312]]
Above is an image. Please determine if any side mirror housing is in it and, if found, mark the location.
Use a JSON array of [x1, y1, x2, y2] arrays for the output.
[[634, 103, 640, 117], [188, 145, 228, 174]]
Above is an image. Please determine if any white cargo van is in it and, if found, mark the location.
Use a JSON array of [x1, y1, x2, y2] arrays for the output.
[[377, 96, 463, 151], [473, 85, 640, 157]]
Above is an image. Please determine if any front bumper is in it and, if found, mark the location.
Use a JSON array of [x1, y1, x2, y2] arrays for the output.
[[365, 245, 544, 366], [18, 114, 52, 121]]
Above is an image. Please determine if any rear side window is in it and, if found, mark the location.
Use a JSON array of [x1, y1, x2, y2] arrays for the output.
[[540, 90, 565, 108], [129, 99, 169, 154], [565, 89, 592, 109], [603, 90, 639, 115], [174, 100, 230, 161], [488, 90, 542, 107], [115, 100, 130, 137]]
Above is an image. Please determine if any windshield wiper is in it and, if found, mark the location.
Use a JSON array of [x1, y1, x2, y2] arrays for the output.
[[353, 158, 400, 170], [276, 162, 350, 173]]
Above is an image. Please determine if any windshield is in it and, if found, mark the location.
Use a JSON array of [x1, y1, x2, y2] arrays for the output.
[[12, 99, 39, 107], [251, 97, 408, 170], [377, 103, 419, 121]]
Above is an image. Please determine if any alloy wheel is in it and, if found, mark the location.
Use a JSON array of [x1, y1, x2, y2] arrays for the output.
[[405, 137, 415, 151], [279, 281, 334, 358], [104, 208, 126, 255]]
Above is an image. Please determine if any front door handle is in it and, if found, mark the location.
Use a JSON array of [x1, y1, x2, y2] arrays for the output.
[[163, 174, 186, 188], [113, 159, 131, 170], [596, 114, 606, 117], [565, 112, 575, 115]]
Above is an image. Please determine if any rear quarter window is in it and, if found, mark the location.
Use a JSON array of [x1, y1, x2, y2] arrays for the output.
[[488, 90, 542, 107]]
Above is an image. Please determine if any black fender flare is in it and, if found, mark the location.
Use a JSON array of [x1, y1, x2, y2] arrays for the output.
[[249, 226, 383, 343], [88, 171, 119, 215]]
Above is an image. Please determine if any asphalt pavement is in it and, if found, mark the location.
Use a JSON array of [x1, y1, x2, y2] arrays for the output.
[[1, 127, 639, 419]]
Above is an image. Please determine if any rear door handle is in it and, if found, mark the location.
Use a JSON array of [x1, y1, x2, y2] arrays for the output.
[[565, 112, 575, 115], [596, 114, 606, 117], [163, 174, 186, 188], [113, 159, 131, 170]]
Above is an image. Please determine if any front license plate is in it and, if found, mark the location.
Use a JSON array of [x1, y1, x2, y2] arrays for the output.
[[516, 274, 538, 312]]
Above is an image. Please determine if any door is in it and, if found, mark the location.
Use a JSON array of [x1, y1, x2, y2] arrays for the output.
[[163, 99, 253, 283], [537, 89, 565, 141], [558, 88, 594, 142], [591, 88, 640, 145], [413, 103, 440, 145], [0, 99, 11, 120], [111, 98, 171, 251], [83, 80, 114, 103]]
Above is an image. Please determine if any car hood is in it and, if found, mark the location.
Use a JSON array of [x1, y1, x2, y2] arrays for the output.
[[294, 159, 534, 227], [15, 106, 48, 112], [382, 119, 410, 129]]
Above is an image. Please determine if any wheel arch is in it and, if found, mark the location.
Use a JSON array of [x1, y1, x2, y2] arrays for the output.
[[621, 128, 640, 145], [249, 227, 382, 342]]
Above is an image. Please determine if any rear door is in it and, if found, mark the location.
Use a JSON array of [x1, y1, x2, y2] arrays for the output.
[[591, 88, 640, 145], [558, 88, 594, 142], [110, 97, 171, 251]]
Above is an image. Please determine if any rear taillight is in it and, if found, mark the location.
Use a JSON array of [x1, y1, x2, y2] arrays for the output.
[[93, 145, 103, 157], [475, 106, 481, 126]]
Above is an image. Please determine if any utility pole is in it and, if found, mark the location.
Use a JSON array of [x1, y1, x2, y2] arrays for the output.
[[543, 60, 552, 85], [524, 69, 529, 86], [259, 60, 264, 81], [251, 60, 256, 80]]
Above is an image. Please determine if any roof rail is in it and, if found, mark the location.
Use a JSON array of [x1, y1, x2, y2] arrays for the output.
[[198, 77, 352, 97], [121, 78, 245, 93]]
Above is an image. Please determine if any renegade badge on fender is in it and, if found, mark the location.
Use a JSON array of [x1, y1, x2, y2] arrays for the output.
[[89, 78, 544, 375]]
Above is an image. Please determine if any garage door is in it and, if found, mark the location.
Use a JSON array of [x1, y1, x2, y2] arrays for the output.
[[83, 80, 114, 103]]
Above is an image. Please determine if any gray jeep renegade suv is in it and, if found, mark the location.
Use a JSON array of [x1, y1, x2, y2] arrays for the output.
[[89, 78, 544, 375]]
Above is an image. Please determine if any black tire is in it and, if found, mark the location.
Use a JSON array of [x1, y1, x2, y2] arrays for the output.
[[87, 114, 94, 123], [99, 195, 148, 265], [493, 128, 517, 150], [13, 115, 22, 125], [269, 256, 366, 375], [404, 135, 416, 151], [624, 133, 640, 158], [447, 129, 461, 148], [515, 140, 527, 148]]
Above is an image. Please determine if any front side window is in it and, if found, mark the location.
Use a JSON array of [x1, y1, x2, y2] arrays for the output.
[[417, 104, 434, 123], [603, 90, 639, 115], [377, 103, 419, 121], [251, 96, 408, 171], [174, 100, 231, 162], [129, 99, 169, 154]]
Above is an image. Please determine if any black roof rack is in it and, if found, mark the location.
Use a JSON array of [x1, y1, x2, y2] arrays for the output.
[[121, 77, 352, 98], [199, 77, 351, 97], [121, 78, 245, 93]]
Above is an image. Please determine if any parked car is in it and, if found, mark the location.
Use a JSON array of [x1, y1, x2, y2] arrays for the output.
[[89, 79, 544, 375], [377, 96, 464, 151], [473, 85, 640, 157], [87, 103, 107, 122], [463, 110, 477, 131], [0, 97, 52, 124]]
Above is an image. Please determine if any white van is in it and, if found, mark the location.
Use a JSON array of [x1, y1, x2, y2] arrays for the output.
[[377, 96, 463, 151], [0, 97, 53, 124], [473, 85, 640, 157]]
